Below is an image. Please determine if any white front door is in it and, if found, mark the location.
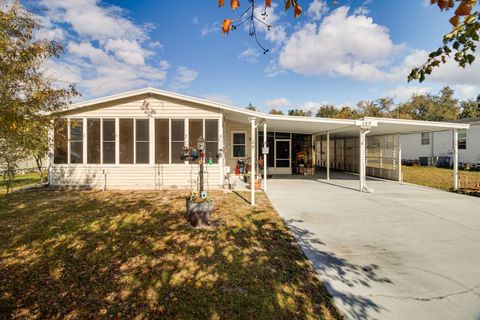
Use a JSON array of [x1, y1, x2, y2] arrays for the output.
[[274, 139, 291, 174]]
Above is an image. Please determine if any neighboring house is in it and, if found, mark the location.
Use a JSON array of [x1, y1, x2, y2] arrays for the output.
[[401, 117, 480, 167], [49, 88, 468, 192]]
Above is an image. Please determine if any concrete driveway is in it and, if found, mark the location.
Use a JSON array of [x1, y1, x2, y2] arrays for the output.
[[267, 171, 480, 320]]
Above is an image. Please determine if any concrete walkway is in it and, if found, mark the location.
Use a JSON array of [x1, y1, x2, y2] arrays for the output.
[[267, 171, 480, 320]]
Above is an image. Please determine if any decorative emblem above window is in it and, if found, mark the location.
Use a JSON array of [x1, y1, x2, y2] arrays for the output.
[[141, 100, 156, 116]]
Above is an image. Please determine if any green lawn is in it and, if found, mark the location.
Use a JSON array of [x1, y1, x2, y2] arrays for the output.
[[402, 165, 480, 192], [0, 189, 340, 320], [0, 171, 46, 194]]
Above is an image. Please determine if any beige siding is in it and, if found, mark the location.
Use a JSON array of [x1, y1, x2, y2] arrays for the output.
[[69, 96, 220, 118], [224, 120, 251, 170], [51, 164, 221, 190]]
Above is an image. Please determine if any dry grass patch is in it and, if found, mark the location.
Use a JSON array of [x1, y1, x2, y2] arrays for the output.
[[0, 189, 341, 320]]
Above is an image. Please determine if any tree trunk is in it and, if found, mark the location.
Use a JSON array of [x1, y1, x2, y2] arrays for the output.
[[4, 162, 15, 194], [34, 154, 43, 178]]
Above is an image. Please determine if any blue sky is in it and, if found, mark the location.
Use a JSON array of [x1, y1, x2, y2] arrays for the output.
[[33, 0, 480, 113]]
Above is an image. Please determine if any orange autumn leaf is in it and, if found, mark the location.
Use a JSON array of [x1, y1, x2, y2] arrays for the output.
[[218, 0, 225, 7], [455, 1, 472, 16], [294, 3, 302, 18], [285, 0, 291, 10], [231, 0, 240, 10], [266, 0, 272, 7], [450, 15, 460, 27], [222, 19, 233, 34], [437, 0, 449, 10]]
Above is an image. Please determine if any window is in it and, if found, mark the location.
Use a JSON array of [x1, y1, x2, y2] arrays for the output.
[[189, 119, 203, 147], [87, 119, 100, 164], [458, 129, 467, 149], [171, 119, 185, 164], [119, 119, 134, 164], [205, 119, 218, 163], [232, 132, 246, 158], [155, 119, 169, 164], [136, 119, 149, 164], [421, 132, 430, 145], [54, 119, 68, 164], [70, 119, 83, 164], [102, 119, 116, 164]]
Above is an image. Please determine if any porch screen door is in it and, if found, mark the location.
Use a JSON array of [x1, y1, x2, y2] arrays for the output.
[[275, 139, 291, 173]]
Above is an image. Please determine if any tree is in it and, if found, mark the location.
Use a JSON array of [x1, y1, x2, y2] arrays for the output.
[[288, 109, 311, 117], [355, 98, 393, 118], [389, 101, 419, 119], [459, 98, 480, 118], [245, 102, 257, 111], [269, 108, 284, 115], [0, 2, 78, 193], [409, 0, 480, 82], [336, 106, 361, 119], [315, 104, 338, 118], [388, 86, 460, 121]]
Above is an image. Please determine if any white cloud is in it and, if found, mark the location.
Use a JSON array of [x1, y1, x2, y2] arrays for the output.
[[252, 4, 287, 44], [390, 49, 480, 99], [193, 17, 199, 25], [299, 101, 331, 114], [385, 85, 432, 102], [171, 66, 198, 90], [201, 93, 233, 105], [265, 97, 291, 108], [307, 0, 327, 21], [278, 6, 400, 80], [159, 60, 171, 70], [42, 59, 83, 85], [239, 48, 261, 63], [200, 23, 218, 37], [264, 59, 286, 77], [37, 0, 169, 97], [40, 0, 146, 42], [453, 85, 479, 100], [104, 39, 150, 66]]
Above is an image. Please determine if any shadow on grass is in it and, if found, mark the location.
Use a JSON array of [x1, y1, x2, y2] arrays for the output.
[[0, 190, 341, 319]]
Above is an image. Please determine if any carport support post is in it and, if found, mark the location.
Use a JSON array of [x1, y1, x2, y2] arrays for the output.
[[263, 122, 267, 192], [359, 126, 371, 192], [326, 131, 330, 181], [250, 117, 256, 206], [453, 129, 459, 191]]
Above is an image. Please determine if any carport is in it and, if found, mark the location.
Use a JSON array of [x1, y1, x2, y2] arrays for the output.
[[228, 114, 470, 206], [266, 171, 480, 320]]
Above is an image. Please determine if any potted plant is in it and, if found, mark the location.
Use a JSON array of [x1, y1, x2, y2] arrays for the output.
[[186, 192, 214, 227], [185, 137, 214, 227], [245, 174, 261, 190]]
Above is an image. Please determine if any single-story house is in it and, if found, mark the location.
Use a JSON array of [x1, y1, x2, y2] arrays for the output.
[[401, 117, 480, 168], [48, 87, 469, 205]]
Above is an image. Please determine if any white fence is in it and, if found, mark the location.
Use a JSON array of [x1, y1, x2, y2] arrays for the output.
[[316, 134, 401, 181]]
